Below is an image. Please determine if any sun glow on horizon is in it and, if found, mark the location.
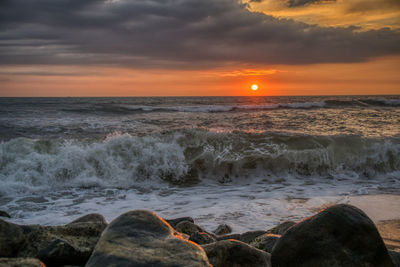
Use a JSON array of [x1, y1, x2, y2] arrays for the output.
[[251, 84, 259, 91]]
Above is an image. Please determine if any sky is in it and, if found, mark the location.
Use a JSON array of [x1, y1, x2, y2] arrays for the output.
[[0, 0, 399, 96]]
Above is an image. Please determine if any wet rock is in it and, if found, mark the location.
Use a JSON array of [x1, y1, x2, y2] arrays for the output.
[[86, 210, 210, 267], [213, 224, 232, 235], [67, 213, 107, 226], [0, 219, 25, 257], [175, 220, 206, 236], [18, 219, 106, 266], [250, 233, 280, 253], [0, 257, 44, 267], [202, 239, 271, 267], [240, 230, 268, 244], [389, 250, 400, 266], [266, 221, 295, 235], [165, 216, 194, 228], [0, 211, 10, 218], [190, 232, 217, 245], [272, 204, 394, 267]]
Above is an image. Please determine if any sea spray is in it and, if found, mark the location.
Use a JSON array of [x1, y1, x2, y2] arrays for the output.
[[1, 130, 399, 195]]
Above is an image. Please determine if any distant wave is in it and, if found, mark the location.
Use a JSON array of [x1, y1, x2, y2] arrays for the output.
[[61, 98, 400, 115], [1, 130, 399, 195]]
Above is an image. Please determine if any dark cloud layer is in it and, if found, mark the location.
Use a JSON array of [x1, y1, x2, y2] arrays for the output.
[[0, 0, 399, 68], [287, 0, 335, 7]]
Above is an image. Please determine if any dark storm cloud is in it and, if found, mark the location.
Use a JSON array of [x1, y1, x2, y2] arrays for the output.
[[287, 0, 335, 7], [0, 0, 399, 68]]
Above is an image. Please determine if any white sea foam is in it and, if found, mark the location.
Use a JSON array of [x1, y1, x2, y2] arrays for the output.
[[0, 130, 399, 196]]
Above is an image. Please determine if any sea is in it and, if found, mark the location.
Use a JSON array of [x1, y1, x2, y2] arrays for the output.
[[0, 95, 399, 232]]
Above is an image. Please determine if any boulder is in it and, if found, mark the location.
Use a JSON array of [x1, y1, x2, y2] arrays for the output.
[[85, 210, 210, 267], [165, 217, 194, 228], [272, 204, 394, 267], [0, 219, 25, 257], [18, 218, 106, 266], [266, 221, 295, 235], [213, 224, 232, 235], [190, 232, 217, 245], [0, 257, 44, 267], [202, 239, 271, 267], [0, 211, 10, 218], [175, 221, 206, 236]]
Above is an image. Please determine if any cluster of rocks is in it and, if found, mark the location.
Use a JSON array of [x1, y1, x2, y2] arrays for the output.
[[0, 204, 399, 266]]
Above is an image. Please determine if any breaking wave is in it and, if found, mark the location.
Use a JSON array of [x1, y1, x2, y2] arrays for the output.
[[1, 130, 399, 195]]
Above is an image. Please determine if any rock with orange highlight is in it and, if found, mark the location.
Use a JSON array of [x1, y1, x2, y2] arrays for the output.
[[85, 210, 210, 267], [271, 204, 395, 267]]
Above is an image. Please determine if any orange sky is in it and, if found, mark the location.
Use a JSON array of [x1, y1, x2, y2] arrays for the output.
[[0, 0, 399, 97], [1, 56, 399, 97]]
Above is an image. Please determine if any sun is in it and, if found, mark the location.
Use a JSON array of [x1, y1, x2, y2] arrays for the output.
[[251, 84, 259, 91]]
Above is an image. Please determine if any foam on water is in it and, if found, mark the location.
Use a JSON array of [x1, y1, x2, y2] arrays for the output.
[[1, 130, 399, 196]]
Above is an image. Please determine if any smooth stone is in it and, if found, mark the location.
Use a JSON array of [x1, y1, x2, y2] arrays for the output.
[[190, 232, 217, 245], [165, 217, 194, 228], [0, 211, 10, 218], [67, 213, 107, 226], [272, 204, 394, 267], [213, 224, 232, 235], [175, 221, 206, 236], [250, 233, 280, 253], [266, 221, 296, 235], [85, 210, 210, 267], [0, 257, 44, 267], [202, 239, 271, 267], [0, 219, 25, 257], [18, 220, 106, 266]]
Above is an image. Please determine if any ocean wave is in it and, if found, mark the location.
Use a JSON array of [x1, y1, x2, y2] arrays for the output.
[[1, 130, 399, 195], [62, 101, 326, 114], [60, 98, 400, 115]]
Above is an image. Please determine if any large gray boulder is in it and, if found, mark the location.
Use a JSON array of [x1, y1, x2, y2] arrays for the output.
[[85, 210, 210, 267], [272, 204, 394, 267], [0, 219, 25, 257], [202, 239, 271, 267], [18, 214, 107, 266]]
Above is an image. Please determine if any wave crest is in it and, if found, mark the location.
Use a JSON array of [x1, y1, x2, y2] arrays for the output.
[[1, 130, 399, 194]]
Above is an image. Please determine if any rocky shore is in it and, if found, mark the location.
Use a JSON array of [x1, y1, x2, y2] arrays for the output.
[[1, 204, 399, 267]]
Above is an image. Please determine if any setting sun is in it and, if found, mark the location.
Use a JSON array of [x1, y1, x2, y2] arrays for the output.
[[251, 84, 259, 91]]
